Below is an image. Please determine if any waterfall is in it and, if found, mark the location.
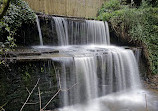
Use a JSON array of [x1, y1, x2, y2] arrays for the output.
[[52, 56, 98, 106], [32, 16, 154, 111], [86, 20, 110, 44], [45, 45, 142, 107], [135, 48, 141, 63], [52, 17, 110, 45], [53, 17, 69, 46], [74, 57, 98, 103], [36, 15, 43, 46]]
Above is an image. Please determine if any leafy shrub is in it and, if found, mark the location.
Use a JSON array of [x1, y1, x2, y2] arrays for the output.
[[0, 0, 36, 64], [145, 0, 158, 7], [97, 0, 158, 75]]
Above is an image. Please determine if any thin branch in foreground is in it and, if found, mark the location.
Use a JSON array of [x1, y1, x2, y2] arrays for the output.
[[20, 78, 40, 111], [38, 87, 42, 110], [58, 71, 62, 89], [26, 87, 31, 94], [41, 89, 61, 110], [0, 102, 7, 111], [41, 63, 78, 110], [53, 62, 61, 89], [25, 102, 39, 105], [41, 82, 78, 110], [0, 107, 5, 111], [145, 94, 148, 111], [61, 83, 78, 92]]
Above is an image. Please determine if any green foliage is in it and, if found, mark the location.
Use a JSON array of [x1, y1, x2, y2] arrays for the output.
[[0, 0, 36, 65], [0, 0, 11, 18], [23, 71, 31, 82], [145, 0, 158, 7], [0, 0, 36, 38], [97, 0, 129, 21], [98, 0, 121, 14], [97, 0, 158, 74]]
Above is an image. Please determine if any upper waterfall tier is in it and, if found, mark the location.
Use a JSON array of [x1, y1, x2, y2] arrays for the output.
[[53, 17, 110, 46], [36, 16, 110, 46]]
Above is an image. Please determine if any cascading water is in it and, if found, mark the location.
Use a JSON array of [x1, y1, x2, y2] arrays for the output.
[[53, 17, 69, 46], [51, 17, 110, 45], [52, 55, 99, 106], [34, 16, 158, 111], [36, 15, 43, 46], [74, 57, 98, 102]]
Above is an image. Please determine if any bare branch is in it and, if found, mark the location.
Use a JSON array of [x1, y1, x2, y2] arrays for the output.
[[58, 72, 61, 89], [0, 107, 5, 111], [41, 63, 78, 110], [25, 102, 39, 105], [20, 78, 40, 111], [0, 102, 7, 111], [26, 87, 31, 94], [53, 62, 61, 89], [61, 83, 78, 92], [41, 63, 61, 110], [145, 94, 148, 111], [38, 87, 42, 110], [41, 89, 61, 110]]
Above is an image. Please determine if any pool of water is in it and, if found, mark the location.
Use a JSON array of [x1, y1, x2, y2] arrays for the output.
[[58, 89, 158, 111]]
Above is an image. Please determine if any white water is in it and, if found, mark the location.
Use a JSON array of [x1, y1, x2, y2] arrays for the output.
[[86, 20, 110, 44], [52, 17, 110, 45], [53, 17, 69, 46], [35, 45, 142, 107], [33, 16, 158, 111], [74, 57, 98, 102], [58, 89, 158, 111], [36, 15, 43, 46]]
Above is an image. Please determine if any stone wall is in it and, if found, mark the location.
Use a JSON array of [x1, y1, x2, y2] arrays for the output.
[[24, 0, 106, 18]]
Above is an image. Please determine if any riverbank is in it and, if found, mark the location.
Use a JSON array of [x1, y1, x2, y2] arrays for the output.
[[144, 75, 158, 93]]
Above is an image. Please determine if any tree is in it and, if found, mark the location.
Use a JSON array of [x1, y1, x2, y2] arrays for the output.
[[0, 0, 11, 19]]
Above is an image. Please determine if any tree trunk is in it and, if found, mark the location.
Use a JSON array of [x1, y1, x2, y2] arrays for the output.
[[0, 0, 11, 19]]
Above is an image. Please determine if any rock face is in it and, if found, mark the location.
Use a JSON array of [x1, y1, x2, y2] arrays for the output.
[[144, 75, 158, 91]]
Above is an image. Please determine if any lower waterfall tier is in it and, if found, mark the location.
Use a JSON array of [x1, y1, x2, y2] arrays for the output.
[[34, 45, 142, 107]]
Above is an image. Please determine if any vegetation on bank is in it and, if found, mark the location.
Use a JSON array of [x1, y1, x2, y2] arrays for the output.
[[0, 0, 36, 64], [97, 0, 158, 75], [0, 0, 11, 19]]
